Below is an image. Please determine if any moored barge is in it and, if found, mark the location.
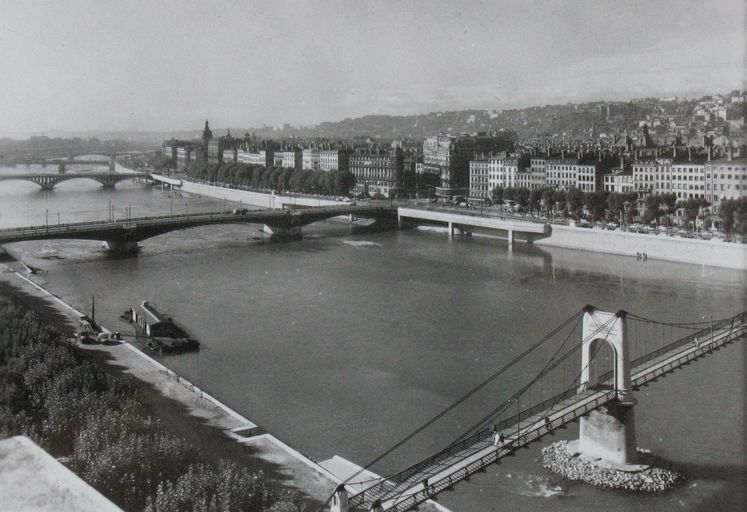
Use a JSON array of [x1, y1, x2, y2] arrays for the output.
[[124, 301, 199, 353]]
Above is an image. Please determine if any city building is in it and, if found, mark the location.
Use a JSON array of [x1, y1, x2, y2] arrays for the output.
[[576, 163, 599, 192], [468, 158, 490, 199], [671, 161, 705, 200], [302, 148, 320, 170], [237, 148, 274, 168], [279, 148, 302, 170], [704, 155, 747, 206], [349, 146, 404, 198], [221, 148, 237, 163], [528, 156, 548, 190], [319, 148, 352, 171], [603, 169, 634, 193], [207, 139, 222, 162], [487, 156, 523, 189], [632, 159, 658, 195], [546, 158, 579, 190], [162, 141, 197, 166], [423, 132, 512, 197]]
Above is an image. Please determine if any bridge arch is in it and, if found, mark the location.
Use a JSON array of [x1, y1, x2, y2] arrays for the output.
[[0, 173, 136, 191], [578, 307, 632, 401], [0, 177, 54, 190]]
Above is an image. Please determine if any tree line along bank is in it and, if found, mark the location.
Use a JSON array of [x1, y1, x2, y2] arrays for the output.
[[0, 293, 306, 512]]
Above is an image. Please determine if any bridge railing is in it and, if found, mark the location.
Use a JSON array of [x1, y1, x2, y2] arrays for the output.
[[630, 312, 745, 370], [349, 311, 747, 511], [349, 389, 617, 511], [404, 205, 548, 225], [350, 379, 591, 507], [0, 205, 387, 239]]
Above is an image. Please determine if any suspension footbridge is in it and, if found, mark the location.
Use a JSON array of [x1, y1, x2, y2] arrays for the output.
[[327, 306, 746, 512]]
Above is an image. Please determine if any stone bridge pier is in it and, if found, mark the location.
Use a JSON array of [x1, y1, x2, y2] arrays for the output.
[[262, 223, 303, 240], [102, 229, 141, 255], [577, 307, 638, 466], [103, 239, 141, 254]]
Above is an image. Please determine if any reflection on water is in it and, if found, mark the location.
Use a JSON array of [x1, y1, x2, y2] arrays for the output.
[[0, 177, 744, 512]]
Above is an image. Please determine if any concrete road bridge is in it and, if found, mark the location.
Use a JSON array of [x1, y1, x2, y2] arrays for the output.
[[326, 307, 746, 512], [0, 171, 145, 191], [397, 207, 551, 246], [0, 204, 397, 253]]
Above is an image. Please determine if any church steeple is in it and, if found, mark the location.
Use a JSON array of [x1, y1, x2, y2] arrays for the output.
[[202, 120, 213, 146]]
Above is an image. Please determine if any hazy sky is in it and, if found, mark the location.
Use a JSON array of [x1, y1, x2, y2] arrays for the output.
[[0, 0, 744, 136]]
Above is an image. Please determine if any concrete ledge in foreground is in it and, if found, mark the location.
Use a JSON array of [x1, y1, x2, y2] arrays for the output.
[[0, 436, 122, 512]]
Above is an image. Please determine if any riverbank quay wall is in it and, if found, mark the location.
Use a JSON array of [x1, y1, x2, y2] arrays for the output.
[[536, 225, 746, 270], [151, 175, 340, 209], [156, 176, 745, 269]]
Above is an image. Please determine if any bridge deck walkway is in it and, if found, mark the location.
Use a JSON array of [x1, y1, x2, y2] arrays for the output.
[[350, 317, 745, 511], [396, 207, 551, 238]]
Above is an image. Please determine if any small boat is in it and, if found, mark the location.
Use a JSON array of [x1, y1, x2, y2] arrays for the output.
[[125, 301, 199, 354]]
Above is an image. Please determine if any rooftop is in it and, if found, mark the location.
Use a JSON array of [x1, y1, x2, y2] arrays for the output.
[[0, 436, 121, 512], [707, 156, 747, 165]]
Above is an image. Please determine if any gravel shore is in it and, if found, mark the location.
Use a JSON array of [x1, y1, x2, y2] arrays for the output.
[[542, 440, 683, 492]]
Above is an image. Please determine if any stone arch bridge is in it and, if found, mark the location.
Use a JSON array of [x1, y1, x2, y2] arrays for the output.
[[0, 205, 398, 253], [0, 171, 145, 191]]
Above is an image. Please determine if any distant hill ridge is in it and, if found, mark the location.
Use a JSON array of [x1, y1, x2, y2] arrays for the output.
[[5, 90, 742, 145]]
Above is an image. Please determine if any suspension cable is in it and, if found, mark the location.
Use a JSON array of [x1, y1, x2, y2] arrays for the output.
[[386, 317, 620, 509], [447, 313, 584, 446], [379, 314, 619, 504], [317, 309, 584, 510]]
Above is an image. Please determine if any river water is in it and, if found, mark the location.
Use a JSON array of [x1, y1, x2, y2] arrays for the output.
[[1, 164, 745, 512]]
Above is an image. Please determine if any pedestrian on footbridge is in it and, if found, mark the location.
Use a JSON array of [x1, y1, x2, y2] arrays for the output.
[[492, 425, 505, 447]]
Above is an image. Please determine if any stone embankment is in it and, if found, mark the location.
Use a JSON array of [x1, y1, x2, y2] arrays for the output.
[[536, 224, 746, 269], [542, 440, 683, 492]]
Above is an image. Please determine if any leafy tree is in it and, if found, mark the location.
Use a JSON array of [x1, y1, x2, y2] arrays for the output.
[[491, 186, 504, 204], [678, 197, 709, 230], [542, 188, 555, 213], [567, 188, 584, 220], [552, 190, 567, 212], [585, 191, 609, 222], [607, 193, 625, 221], [70, 402, 198, 510], [644, 194, 664, 224], [530, 189, 544, 212], [333, 170, 356, 195], [514, 187, 530, 211], [720, 200, 736, 233], [145, 462, 303, 512], [153, 156, 173, 170]]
